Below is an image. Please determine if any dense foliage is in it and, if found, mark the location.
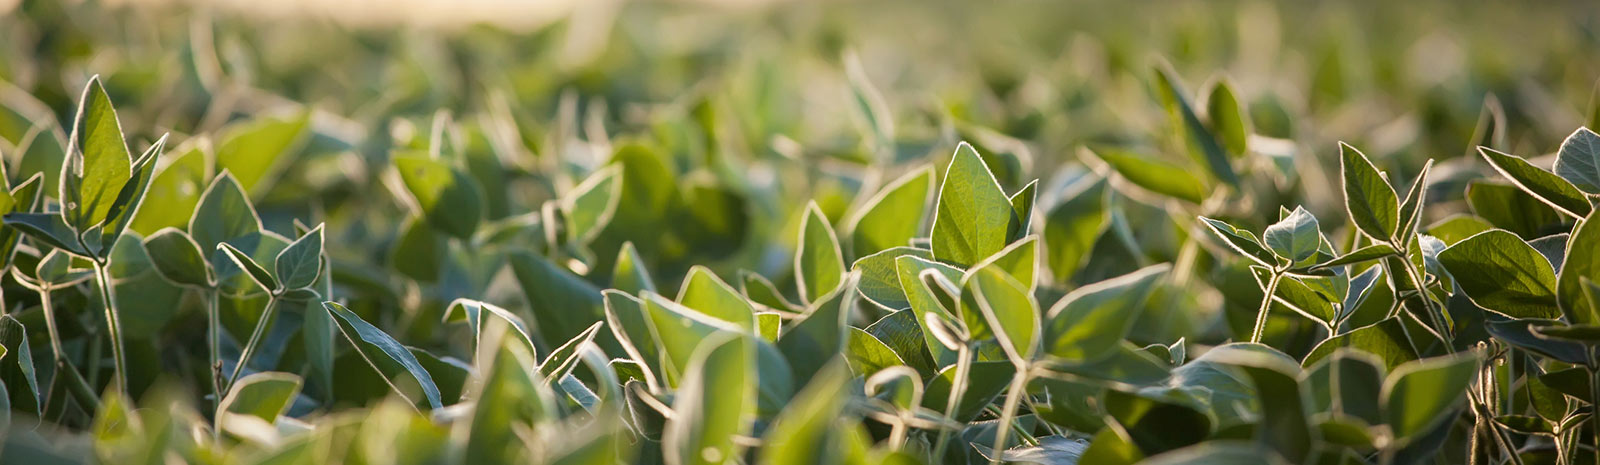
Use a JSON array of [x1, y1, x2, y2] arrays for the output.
[[1, 0, 1599, 464]]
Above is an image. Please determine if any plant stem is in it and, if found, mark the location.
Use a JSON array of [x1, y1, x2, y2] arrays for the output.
[[226, 296, 279, 391], [933, 344, 972, 461], [988, 369, 1030, 465], [37, 285, 65, 366], [1589, 365, 1600, 465], [1250, 271, 1284, 344], [91, 260, 128, 393]]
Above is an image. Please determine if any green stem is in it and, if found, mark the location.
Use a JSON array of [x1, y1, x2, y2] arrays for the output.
[[932, 344, 972, 461], [988, 369, 1030, 465], [91, 260, 128, 393], [206, 289, 223, 429], [1250, 271, 1284, 344], [226, 296, 279, 391], [1397, 256, 1453, 349], [37, 285, 65, 366], [1589, 365, 1600, 465]]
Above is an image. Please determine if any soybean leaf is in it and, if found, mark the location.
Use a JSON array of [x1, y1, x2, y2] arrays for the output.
[[189, 171, 262, 253], [273, 224, 323, 290], [665, 333, 754, 465], [1198, 217, 1280, 267], [1206, 78, 1250, 157], [508, 251, 607, 352], [465, 333, 557, 464], [611, 241, 654, 294], [1481, 147, 1591, 218], [601, 291, 664, 390], [677, 265, 757, 331], [852, 246, 933, 310], [740, 270, 797, 312], [1103, 388, 1211, 455], [922, 361, 1016, 421], [1311, 243, 1396, 271], [60, 76, 132, 233], [640, 291, 745, 386], [966, 264, 1040, 364], [214, 112, 310, 196], [846, 167, 933, 258], [1394, 159, 1432, 241], [795, 202, 845, 305], [562, 165, 622, 245], [1303, 317, 1419, 371], [219, 242, 278, 292], [323, 302, 443, 409], [1209, 350, 1313, 462], [931, 142, 1016, 267], [757, 362, 854, 465], [896, 255, 965, 366], [1426, 214, 1494, 245], [97, 135, 164, 250], [973, 235, 1038, 291], [1339, 142, 1399, 241], [5, 212, 89, 256], [537, 322, 603, 382], [1466, 181, 1566, 240], [1152, 63, 1237, 186], [1559, 209, 1600, 325], [129, 140, 208, 234], [1008, 179, 1038, 241], [1044, 178, 1107, 283], [0, 316, 40, 416], [394, 154, 483, 240], [1091, 148, 1207, 204], [1437, 229, 1561, 319], [443, 298, 536, 356], [845, 328, 904, 376], [777, 272, 857, 387], [1484, 317, 1589, 365], [143, 227, 211, 287], [219, 371, 302, 422], [1382, 353, 1481, 444], [1553, 127, 1600, 194], [1262, 206, 1320, 264], [1044, 264, 1168, 362]]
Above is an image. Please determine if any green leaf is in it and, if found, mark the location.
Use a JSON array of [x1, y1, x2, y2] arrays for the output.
[[219, 371, 302, 422], [845, 328, 904, 376], [852, 246, 933, 310], [1249, 267, 1336, 327], [1481, 147, 1591, 218], [60, 76, 132, 233], [1303, 317, 1419, 371], [922, 360, 1016, 421], [444, 298, 537, 357], [1140, 443, 1286, 465], [466, 332, 557, 464], [1091, 148, 1208, 204], [1553, 127, 1600, 194], [394, 154, 483, 240], [965, 264, 1040, 364], [777, 272, 857, 387], [536, 322, 603, 382], [1080, 427, 1145, 465], [1304, 349, 1385, 425], [273, 224, 323, 290], [1484, 317, 1589, 365], [219, 242, 278, 292], [98, 135, 164, 249], [142, 227, 211, 287], [129, 140, 208, 234], [1437, 229, 1561, 319], [1043, 264, 1169, 363], [562, 165, 622, 245], [1394, 160, 1433, 241], [1009, 179, 1038, 241], [1103, 388, 1211, 455], [757, 362, 854, 465], [1559, 209, 1600, 325], [1310, 243, 1396, 271], [5, 212, 89, 256], [677, 265, 757, 331], [640, 291, 744, 386], [189, 172, 262, 253], [1152, 64, 1238, 186], [795, 202, 845, 305], [1044, 178, 1107, 283], [1206, 79, 1250, 158], [664, 333, 754, 465], [931, 142, 1017, 267], [508, 251, 607, 351], [323, 301, 443, 409], [0, 315, 40, 416], [846, 167, 933, 258], [895, 255, 964, 366], [1262, 206, 1320, 264], [1426, 214, 1493, 245], [1466, 181, 1566, 240], [1339, 142, 1399, 241], [740, 270, 797, 312], [601, 291, 665, 391], [1207, 349, 1312, 462], [611, 241, 654, 294], [214, 112, 310, 196], [974, 234, 1038, 291], [1383, 353, 1481, 444], [1198, 217, 1279, 267]]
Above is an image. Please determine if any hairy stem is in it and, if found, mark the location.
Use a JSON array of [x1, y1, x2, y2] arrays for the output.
[[1250, 271, 1284, 344], [226, 296, 279, 391], [988, 369, 1030, 465], [933, 344, 973, 461], [91, 260, 128, 393]]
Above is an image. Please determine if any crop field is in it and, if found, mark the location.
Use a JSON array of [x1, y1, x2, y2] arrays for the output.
[[1, 0, 1600, 464]]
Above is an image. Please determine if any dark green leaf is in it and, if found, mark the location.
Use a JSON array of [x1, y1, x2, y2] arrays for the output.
[[1553, 127, 1600, 194], [931, 142, 1017, 267], [1481, 147, 1591, 218], [1437, 229, 1561, 319], [323, 301, 443, 409], [1339, 142, 1399, 241]]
